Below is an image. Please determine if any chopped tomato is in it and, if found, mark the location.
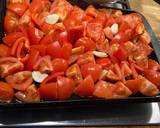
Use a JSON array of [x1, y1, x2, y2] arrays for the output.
[[39, 82, 58, 100], [0, 81, 14, 103], [52, 58, 68, 73], [74, 37, 96, 52], [93, 81, 113, 99], [46, 41, 62, 58], [77, 52, 95, 66], [15, 84, 40, 103], [113, 46, 128, 61], [7, 3, 28, 16], [31, 44, 46, 56], [2, 32, 24, 47], [26, 48, 40, 70], [61, 43, 72, 60], [27, 26, 44, 45], [74, 75, 95, 97], [0, 57, 24, 78], [5, 71, 33, 91], [4, 15, 18, 33], [96, 58, 111, 68], [139, 76, 159, 96], [33, 56, 53, 73], [0, 44, 11, 57], [81, 63, 102, 82], [40, 34, 53, 45], [66, 64, 83, 83], [86, 21, 103, 41], [57, 76, 75, 100]]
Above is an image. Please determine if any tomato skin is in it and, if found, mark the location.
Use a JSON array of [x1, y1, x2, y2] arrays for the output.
[[96, 58, 111, 68], [27, 26, 44, 45], [0, 57, 24, 78], [148, 59, 160, 71], [57, 76, 75, 100], [0, 44, 11, 57], [0, 81, 14, 102], [7, 3, 28, 16], [52, 58, 68, 73], [4, 15, 18, 33], [39, 82, 58, 100], [74, 75, 95, 97], [46, 41, 62, 58], [74, 37, 96, 52], [2, 32, 24, 47], [81, 63, 102, 82], [29, 0, 44, 13], [5, 71, 33, 91]]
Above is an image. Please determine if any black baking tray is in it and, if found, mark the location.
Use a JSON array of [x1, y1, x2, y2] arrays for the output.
[[0, 0, 160, 109]]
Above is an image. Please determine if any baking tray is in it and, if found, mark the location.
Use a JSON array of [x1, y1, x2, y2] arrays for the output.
[[0, 0, 160, 109]]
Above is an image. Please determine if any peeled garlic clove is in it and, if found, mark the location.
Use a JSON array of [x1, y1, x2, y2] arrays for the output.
[[45, 14, 59, 25], [111, 23, 118, 35], [93, 51, 108, 58], [32, 71, 48, 83]]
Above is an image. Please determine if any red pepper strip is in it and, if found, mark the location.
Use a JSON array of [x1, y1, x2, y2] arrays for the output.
[[41, 72, 64, 85]]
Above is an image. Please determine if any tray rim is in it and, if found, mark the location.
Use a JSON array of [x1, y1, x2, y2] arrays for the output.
[[0, 0, 160, 108]]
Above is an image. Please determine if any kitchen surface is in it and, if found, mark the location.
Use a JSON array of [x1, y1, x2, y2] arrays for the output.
[[0, 0, 160, 127]]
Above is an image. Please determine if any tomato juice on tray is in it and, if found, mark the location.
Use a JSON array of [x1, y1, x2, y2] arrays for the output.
[[0, 0, 160, 106]]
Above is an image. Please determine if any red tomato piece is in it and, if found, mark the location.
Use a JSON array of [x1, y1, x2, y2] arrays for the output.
[[86, 21, 103, 41], [39, 82, 58, 100], [40, 34, 53, 45], [33, 56, 53, 73], [5, 71, 33, 91], [81, 63, 102, 82], [4, 15, 18, 33], [0, 81, 14, 103], [61, 43, 72, 60], [50, 0, 73, 21], [46, 41, 62, 58], [74, 75, 95, 97], [93, 81, 113, 99], [66, 64, 83, 83], [0, 44, 11, 57], [52, 58, 68, 73], [0, 57, 24, 78], [77, 52, 95, 66], [85, 5, 97, 18], [125, 79, 141, 94], [15, 84, 40, 103], [113, 46, 128, 61], [31, 44, 46, 56], [96, 58, 111, 68], [26, 48, 40, 70], [57, 76, 75, 100], [7, 3, 28, 16], [2, 32, 24, 47], [27, 26, 44, 45], [74, 37, 96, 52]]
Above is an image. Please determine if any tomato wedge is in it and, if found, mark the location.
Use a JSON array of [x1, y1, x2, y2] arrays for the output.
[[5, 71, 33, 91], [74, 75, 95, 97], [0, 81, 14, 103], [0, 44, 11, 57]]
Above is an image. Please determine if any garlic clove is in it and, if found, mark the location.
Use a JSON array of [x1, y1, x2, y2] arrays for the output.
[[93, 51, 108, 58], [32, 71, 48, 83], [45, 14, 59, 25]]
